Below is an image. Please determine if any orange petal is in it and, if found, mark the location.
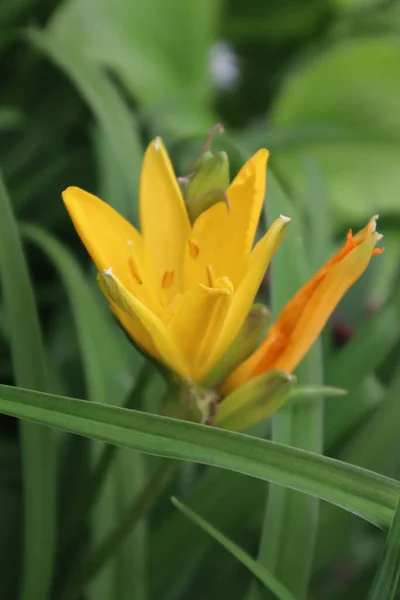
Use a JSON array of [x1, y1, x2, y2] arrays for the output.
[[226, 223, 382, 391]]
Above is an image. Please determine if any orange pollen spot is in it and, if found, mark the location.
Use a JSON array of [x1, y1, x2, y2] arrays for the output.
[[206, 264, 215, 288], [188, 239, 200, 259], [161, 269, 175, 290], [128, 257, 142, 284], [372, 247, 384, 256]]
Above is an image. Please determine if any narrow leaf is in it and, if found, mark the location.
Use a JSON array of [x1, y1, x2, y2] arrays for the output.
[[172, 497, 296, 600], [0, 384, 398, 529], [368, 499, 400, 600], [0, 173, 56, 600]]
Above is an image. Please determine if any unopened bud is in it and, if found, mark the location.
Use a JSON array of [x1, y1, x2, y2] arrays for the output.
[[214, 370, 295, 431], [179, 125, 230, 223], [204, 304, 271, 389]]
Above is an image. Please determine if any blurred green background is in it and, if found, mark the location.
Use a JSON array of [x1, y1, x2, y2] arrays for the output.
[[1, 0, 400, 599]]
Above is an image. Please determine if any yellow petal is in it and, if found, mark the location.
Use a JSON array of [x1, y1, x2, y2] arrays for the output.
[[167, 277, 233, 381], [139, 138, 191, 296], [98, 270, 189, 378], [184, 149, 269, 290], [200, 216, 290, 377], [62, 186, 162, 315], [110, 303, 159, 359]]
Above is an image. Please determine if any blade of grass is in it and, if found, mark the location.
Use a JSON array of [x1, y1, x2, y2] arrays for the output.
[[150, 469, 264, 600], [0, 173, 56, 600], [171, 497, 296, 600], [250, 168, 323, 599], [367, 499, 400, 600], [0, 384, 399, 529]]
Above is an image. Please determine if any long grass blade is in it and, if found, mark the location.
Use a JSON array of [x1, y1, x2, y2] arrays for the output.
[[0, 384, 398, 529], [0, 173, 56, 600], [172, 497, 296, 600]]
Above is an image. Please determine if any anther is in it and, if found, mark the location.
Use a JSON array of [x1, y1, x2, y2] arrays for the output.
[[128, 257, 142, 284], [188, 240, 200, 259], [162, 269, 175, 290], [206, 264, 216, 288]]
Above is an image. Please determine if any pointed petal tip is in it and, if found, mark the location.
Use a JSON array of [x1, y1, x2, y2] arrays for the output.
[[279, 214, 291, 223], [152, 137, 163, 151], [369, 214, 380, 233]]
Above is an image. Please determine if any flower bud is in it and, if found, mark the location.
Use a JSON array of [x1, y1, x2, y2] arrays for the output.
[[203, 303, 271, 388], [215, 370, 295, 431], [179, 125, 231, 223]]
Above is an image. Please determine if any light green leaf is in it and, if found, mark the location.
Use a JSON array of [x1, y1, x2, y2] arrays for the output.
[[171, 497, 296, 600], [47, 0, 218, 134], [367, 499, 400, 600], [0, 384, 398, 529], [270, 38, 400, 223], [0, 174, 56, 600]]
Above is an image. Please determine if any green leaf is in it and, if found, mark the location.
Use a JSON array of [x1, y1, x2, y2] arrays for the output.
[[28, 27, 143, 224], [367, 499, 400, 600], [150, 469, 264, 600], [171, 497, 296, 600], [270, 38, 400, 223], [0, 173, 56, 600], [0, 384, 398, 529], [47, 0, 218, 134]]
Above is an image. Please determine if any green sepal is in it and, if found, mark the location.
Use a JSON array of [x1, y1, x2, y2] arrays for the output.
[[215, 370, 295, 432]]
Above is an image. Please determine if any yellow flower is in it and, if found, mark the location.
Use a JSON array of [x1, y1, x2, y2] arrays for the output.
[[223, 215, 383, 397], [62, 138, 289, 383]]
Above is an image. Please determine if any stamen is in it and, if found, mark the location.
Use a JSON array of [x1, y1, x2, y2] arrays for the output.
[[372, 248, 384, 256], [206, 264, 216, 288], [128, 257, 142, 284], [188, 239, 200, 259], [344, 229, 357, 251], [162, 269, 175, 290]]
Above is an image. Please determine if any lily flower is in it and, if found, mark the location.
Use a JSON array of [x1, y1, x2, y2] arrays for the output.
[[62, 138, 288, 384]]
